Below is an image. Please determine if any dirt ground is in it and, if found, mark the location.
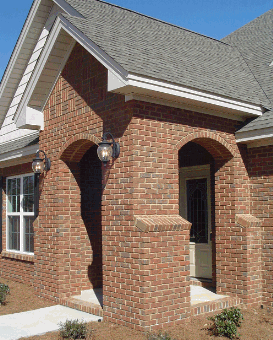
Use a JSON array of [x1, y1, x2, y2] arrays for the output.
[[0, 278, 272, 339]]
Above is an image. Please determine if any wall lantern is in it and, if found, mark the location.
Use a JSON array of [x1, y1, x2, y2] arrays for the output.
[[32, 150, 51, 174], [97, 132, 120, 166]]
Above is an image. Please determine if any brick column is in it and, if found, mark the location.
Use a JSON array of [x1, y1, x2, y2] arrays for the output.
[[218, 214, 262, 306], [134, 215, 191, 330]]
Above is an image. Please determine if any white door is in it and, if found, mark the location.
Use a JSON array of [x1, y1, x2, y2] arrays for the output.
[[179, 165, 212, 279]]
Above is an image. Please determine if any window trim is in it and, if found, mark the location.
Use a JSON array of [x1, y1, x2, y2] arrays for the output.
[[6, 173, 35, 255]]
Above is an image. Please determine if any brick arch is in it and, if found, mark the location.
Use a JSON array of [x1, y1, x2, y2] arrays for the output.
[[175, 131, 236, 163], [58, 133, 100, 163]]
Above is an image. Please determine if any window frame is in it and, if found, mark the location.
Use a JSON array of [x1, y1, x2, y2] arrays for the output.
[[6, 173, 35, 255]]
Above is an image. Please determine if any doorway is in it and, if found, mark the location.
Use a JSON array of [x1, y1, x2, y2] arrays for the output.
[[179, 141, 214, 279], [180, 165, 212, 278]]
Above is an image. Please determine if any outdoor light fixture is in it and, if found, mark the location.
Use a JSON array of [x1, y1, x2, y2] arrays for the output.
[[32, 150, 51, 174], [97, 132, 120, 166]]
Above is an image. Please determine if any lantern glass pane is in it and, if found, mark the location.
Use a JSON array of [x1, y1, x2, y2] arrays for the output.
[[97, 144, 112, 162], [32, 159, 45, 173]]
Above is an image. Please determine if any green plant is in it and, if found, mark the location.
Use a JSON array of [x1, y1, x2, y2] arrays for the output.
[[59, 319, 89, 339], [147, 330, 176, 340], [208, 307, 244, 339], [0, 283, 10, 305]]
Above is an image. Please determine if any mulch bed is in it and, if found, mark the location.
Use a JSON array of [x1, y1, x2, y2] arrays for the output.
[[0, 278, 272, 339]]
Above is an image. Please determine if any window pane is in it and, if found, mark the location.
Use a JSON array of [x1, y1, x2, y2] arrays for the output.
[[8, 216, 20, 251], [23, 176, 34, 212], [24, 216, 34, 253], [187, 178, 208, 243], [7, 178, 20, 213]]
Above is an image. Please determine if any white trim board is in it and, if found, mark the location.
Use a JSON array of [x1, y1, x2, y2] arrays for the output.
[[13, 14, 128, 126], [236, 126, 273, 147], [0, 144, 38, 165], [114, 73, 264, 117], [52, 0, 83, 18]]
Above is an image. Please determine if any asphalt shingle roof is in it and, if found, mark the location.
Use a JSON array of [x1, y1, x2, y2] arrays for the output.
[[63, 0, 269, 108], [222, 9, 273, 133]]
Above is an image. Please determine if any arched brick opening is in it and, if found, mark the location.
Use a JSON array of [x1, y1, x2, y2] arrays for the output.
[[57, 137, 102, 299], [177, 133, 238, 293]]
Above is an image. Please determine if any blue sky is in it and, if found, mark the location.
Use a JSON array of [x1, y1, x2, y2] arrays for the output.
[[0, 0, 272, 81]]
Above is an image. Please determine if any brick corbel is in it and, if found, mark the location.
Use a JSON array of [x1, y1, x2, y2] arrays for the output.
[[235, 214, 262, 228], [134, 215, 191, 233]]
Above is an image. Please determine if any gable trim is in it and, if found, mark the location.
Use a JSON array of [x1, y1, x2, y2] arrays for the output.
[[53, 0, 84, 18], [13, 12, 264, 127], [13, 14, 128, 126]]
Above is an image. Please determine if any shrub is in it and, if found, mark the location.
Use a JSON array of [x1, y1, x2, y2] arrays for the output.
[[147, 330, 176, 340], [59, 319, 89, 339], [0, 283, 10, 305], [208, 307, 244, 339]]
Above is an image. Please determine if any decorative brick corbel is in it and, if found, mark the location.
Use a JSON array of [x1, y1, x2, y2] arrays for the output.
[[235, 214, 262, 228], [134, 215, 191, 233]]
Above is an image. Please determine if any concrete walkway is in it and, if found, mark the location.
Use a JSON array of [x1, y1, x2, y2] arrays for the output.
[[0, 305, 102, 340]]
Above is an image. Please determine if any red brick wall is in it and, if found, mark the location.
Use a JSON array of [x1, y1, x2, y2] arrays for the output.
[[248, 145, 273, 307], [29, 41, 263, 329], [0, 163, 35, 285]]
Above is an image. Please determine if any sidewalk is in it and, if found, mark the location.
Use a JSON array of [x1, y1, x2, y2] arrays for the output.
[[0, 305, 102, 340]]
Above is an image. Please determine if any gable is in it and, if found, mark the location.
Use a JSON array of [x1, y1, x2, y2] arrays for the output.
[[0, 0, 271, 150]]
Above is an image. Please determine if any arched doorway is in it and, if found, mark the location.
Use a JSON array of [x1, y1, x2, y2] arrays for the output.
[[179, 142, 214, 279], [58, 137, 102, 299], [178, 135, 235, 288]]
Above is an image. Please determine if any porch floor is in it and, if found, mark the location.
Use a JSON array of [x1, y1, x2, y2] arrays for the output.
[[71, 285, 228, 308], [73, 288, 103, 307], [64, 286, 240, 318], [190, 285, 228, 305]]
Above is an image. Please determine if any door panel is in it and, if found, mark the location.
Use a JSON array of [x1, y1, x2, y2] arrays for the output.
[[180, 165, 212, 279]]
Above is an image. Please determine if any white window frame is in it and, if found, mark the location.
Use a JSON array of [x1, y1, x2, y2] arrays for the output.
[[6, 173, 35, 255]]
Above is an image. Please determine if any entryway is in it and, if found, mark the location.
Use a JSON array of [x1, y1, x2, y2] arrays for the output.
[[180, 165, 212, 278], [179, 142, 214, 280]]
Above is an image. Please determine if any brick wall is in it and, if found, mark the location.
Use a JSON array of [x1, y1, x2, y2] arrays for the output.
[[10, 41, 267, 330], [248, 145, 273, 307]]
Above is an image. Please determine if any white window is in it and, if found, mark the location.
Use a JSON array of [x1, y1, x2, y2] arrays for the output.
[[6, 174, 35, 254]]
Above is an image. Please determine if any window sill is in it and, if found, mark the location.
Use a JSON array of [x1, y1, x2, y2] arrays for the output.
[[1, 251, 34, 263]]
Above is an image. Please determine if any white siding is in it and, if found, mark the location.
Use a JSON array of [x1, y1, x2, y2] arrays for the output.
[[0, 3, 64, 145]]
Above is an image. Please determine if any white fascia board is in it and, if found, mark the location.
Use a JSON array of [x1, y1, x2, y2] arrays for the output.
[[52, 0, 84, 18], [59, 16, 128, 81], [236, 127, 273, 145], [110, 72, 263, 117], [0, 144, 38, 164]]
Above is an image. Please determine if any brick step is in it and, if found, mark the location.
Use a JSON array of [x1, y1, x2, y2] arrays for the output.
[[190, 277, 214, 289], [60, 297, 103, 318]]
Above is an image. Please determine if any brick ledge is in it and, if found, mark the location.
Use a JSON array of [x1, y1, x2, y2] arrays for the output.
[[1, 251, 34, 262], [134, 215, 191, 233], [191, 296, 241, 316], [236, 214, 262, 228]]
